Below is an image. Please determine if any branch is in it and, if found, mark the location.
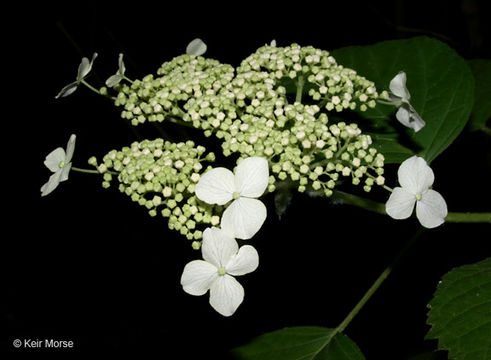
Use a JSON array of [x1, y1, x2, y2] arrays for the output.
[[332, 190, 491, 224]]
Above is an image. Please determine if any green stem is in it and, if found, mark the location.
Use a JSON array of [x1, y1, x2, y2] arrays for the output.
[[122, 75, 134, 84], [332, 190, 386, 215], [376, 98, 399, 106], [318, 228, 425, 350], [480, 126, 491, 137], [168, 116, 195, 128], [332, 190, 491, 223], [71, 166, 118, 176], [71, 166, 99, 174], [295, 75, 304, 103], [338, 228, 424, 333], [81, 80, 101, 96], [445, 212, 491, 223]]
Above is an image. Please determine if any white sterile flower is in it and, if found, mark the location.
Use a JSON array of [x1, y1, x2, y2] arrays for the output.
[[186, 38, 207, 56], [195, 157, 269, 240], [386, 156, 447, 228], [105, 53, 126, 87], [181, 227, 259, 316], [388, 71, 426, 132], [55, 53, 98, 98], [41, 134, 76, 196]]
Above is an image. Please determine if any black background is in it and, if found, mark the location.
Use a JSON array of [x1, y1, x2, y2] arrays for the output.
[[2, 1, 491, 358]]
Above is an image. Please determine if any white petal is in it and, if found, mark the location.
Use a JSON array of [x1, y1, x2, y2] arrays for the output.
[[77, 57, 90, 80], [416, 190, 448, 228], [181, 260, 218, 296], [226, 245, 259, 276], [40, 170, 63, 197], [407, 104, 426, 132], [195, 167, 235, 205], [44, 147, 66, 172], [186, 38, 207, 56], [209, 275, 244, 317], [201, 227, 238, 268], [59, 163, 72, 182], [398, 156, 434, 195], [55, 81, 79, 98], [395, 106, 412, 128], [65, 134, 76, 163], [389, 71, 410, 101], [221, 198, 267, 240], [235, 157, 269, 198], [77, 53, 98, 80], [106, 74, 123, 88], [385, 187, 416, 220], [118, 53, 126, 75]]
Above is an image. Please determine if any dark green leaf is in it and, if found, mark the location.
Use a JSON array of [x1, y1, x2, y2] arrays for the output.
[[408, 351, 445, 360], [332, 36, 474, 163], [467, 59, 491, 131], [366, 132, 415, 164], [426, 257, 491, 360], [232, 326, 365, 360]]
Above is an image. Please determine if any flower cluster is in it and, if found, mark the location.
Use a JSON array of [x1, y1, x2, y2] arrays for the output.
[[41, 134, 76, 196], [43, 39, 455, 320], [386, 156, 447, 228], [221, 104, 386, 196], [89, 138, 220, 244], [110, 43, 387, 197], [112, 55, 235, 127], [237, 43, 384, 111], [182, 156, 269, 316]]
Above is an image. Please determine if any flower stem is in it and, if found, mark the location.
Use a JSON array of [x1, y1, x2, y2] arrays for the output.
[[445, 211, 491, 223], [168, 117, 195, 128], [480, 126, 491, 137], [81, 80, 101, 96], [122, 75, 134, 84], [332, 190, 491, 223], [71, 166, 99, 174], [71, 166, 118, 175], [336, 229, 424, 332], [318, 228, 425, 350], [296, 75, 305, 103]]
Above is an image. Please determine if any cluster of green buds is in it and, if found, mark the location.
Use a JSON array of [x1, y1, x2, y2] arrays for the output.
[[221, 105, 385, 196], [236, 43, 384, 111], [112, 55, 235, 127], [108, 42, 388, 199], [217, 43, 387, 195], [88, 138, 220, 247]]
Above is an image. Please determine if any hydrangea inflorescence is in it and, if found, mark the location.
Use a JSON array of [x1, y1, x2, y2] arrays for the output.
[[89, 138, 219, 245], [113, 55, 235, 127], [109, 43, 387, 199], [47, 39, 453, 317]]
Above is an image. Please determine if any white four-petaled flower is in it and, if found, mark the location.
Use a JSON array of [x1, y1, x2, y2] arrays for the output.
[[41, 134, 76, 196], [105, 53, 126, 87], [388, 71, 426, 132], [186, 38, 207, 56], [195, 157, 269, 240], [55, 53, 98, 98], [181, 227, 259, 316], [385, 156, 447, 228]]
